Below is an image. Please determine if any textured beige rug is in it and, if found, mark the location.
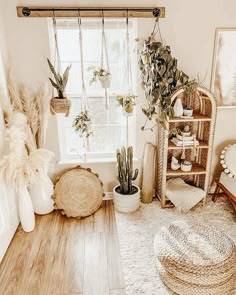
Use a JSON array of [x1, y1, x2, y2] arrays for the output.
[[115, 198, 236, 295]]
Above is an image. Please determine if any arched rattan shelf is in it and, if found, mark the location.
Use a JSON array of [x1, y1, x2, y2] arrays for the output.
[[156, 86, 217, 208]]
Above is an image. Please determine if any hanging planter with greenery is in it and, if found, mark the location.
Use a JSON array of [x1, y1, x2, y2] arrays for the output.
[[88, 17, 111, 109], [117, 93, 137, 117], [117, 16, 137, 118], [139, 34, 189, 129], [73, 17, 92, 150], [47, 59, 71, 117]]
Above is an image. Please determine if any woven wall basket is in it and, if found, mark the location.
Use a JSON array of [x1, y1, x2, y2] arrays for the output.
[[53, 166, 104, 218], [50, 97, 71, 117]]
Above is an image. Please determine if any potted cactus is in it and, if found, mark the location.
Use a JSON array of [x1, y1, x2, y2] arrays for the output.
[[47, 58, 71, 116], [113, 146, 140, 213]]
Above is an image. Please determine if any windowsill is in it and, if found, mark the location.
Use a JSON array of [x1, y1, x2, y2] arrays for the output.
[[57, 157, 139, 165]]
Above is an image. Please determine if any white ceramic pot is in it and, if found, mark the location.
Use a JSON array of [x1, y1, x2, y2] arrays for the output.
[[113, 185, 140, 213], [99, 74, 111, 89], [173, 98, 184, 117], [181, 161, 192, 172], [183, 109, 193, 117], [18, 186, 35, 232], [29, 173, 54, 215]]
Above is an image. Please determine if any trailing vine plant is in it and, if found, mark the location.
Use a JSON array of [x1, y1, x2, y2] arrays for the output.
[[139, 19, 189, 129]]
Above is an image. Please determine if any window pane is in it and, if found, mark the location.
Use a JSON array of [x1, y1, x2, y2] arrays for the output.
[[55, 19, 136, 160]]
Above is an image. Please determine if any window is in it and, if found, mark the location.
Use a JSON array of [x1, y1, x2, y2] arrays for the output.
[[54, 19, 136, 162]]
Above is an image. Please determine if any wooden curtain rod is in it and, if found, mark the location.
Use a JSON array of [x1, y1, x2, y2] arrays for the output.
[[17, 6, 165, 18]]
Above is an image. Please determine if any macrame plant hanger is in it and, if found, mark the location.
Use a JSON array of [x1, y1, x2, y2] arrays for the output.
[[100, 10, 111, 110], [78, 11, 91, 150], [125, 10, 134, 147]]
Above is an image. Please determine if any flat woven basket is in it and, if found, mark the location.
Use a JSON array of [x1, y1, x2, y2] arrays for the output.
[[154, 221, 236, 295], [53, 166, 104, 218]]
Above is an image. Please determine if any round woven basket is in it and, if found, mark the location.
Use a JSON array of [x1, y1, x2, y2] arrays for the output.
[[53, 166, 104, 218], [50, 97, 71, 117], [154, 221, 236, 294]]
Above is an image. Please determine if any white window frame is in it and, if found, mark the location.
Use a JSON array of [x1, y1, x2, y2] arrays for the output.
[[52, 19, 138, 163]]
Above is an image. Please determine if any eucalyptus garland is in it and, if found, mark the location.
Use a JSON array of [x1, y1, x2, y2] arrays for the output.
[[139, 37, 189, 129]]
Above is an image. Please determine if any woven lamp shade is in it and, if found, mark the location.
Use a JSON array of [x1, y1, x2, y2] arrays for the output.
[[154, 221, 236, 295], [53, 166, 104, 218]]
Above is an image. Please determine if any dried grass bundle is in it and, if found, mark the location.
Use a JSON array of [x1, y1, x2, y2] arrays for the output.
[[6, 69, 50, 149], [0, 124, 54, 189]]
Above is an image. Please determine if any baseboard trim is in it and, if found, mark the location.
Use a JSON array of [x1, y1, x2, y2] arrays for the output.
[[103, 192, 113, 200]]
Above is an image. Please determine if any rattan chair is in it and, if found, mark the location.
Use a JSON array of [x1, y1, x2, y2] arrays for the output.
[[212, 144, 236, 211]]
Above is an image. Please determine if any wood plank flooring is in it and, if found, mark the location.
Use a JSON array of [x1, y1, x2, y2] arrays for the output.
[[0, 201, 125, 295]]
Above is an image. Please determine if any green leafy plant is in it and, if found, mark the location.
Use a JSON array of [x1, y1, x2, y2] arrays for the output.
[[47, 58, 71, 99], [116, 146, 139, 195], [139, 37, 189, 128], [117, 94, 136, 113], [73, 110, 92, 138], [88, 65, 111, 85]]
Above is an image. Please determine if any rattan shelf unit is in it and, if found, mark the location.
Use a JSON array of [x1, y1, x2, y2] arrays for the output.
[[156, 86, 217, 208]]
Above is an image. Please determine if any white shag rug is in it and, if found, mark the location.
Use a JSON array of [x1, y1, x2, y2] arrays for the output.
[[115, 198, 236, 295]]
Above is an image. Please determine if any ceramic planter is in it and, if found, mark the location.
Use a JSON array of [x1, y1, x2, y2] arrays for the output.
[[113, 185, 140, 213], [183, 109, 193, 117], [18, 186, 35, 232], [99, 74, 111, 89], [173, 98, 183, 117], [29, 173, 54, 215]]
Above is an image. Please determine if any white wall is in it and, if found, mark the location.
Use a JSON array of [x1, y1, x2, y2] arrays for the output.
[[2, 0, 236, 192], [0, 2, 20, 262]]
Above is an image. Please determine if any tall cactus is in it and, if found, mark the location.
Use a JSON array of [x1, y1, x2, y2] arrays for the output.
[[116, 146, 139, 194]]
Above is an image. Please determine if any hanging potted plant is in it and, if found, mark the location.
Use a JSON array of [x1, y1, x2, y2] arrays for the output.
[[73, 18, 92, 149], [88, 65, 111, 89], [139, 36, 189, 129], [73, 110, 92, 139], [88, 17, 111, 109], [116, 93, 137, 117], [47, 58, 71, 117], [113, 146, 140, 213]]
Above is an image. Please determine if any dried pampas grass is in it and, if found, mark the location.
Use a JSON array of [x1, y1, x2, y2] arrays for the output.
[[0, 124, 55, 188], [5, 68, 50, 149]]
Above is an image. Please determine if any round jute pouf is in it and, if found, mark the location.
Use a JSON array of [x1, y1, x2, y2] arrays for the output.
[[154, 221, 236, 295], [53, 166, 104, 218]]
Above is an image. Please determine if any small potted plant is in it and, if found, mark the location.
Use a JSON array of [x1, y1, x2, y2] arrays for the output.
[[116, 93, 136, 117], [88, 65, 111, 89], [47, 58, 71, 117], [113, 146, 140, 213], [183, 81, 198, 117]]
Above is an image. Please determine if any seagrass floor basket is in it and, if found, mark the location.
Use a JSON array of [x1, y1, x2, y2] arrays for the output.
[[154, 221, 236, 295]]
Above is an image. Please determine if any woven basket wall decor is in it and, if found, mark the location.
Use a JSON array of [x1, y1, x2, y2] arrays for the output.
[[53, 166, 104, 218], [50, 97, 71, 117]]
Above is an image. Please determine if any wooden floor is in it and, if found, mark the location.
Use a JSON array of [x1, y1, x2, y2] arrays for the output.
[[0, 201, 125, 295]]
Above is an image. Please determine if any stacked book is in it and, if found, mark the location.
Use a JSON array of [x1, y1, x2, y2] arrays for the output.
[[171, 137, 199, 147]]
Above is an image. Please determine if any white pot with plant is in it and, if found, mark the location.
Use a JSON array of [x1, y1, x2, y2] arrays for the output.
[[113, 146, 140, 213], [47, 58, 71, 117], [117, 94, 136, 117], [183, 81, 198, 117], [89, 66, 111, 89]]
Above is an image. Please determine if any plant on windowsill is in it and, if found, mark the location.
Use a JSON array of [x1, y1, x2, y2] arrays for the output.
[[139, 37, 189, 129], [113, 146, 140, 213], [47, 58, 71, 117], [116, 93, 137, 117]]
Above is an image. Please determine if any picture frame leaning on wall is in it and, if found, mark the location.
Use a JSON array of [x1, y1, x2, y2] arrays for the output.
[[211, 28, 236, 108]]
